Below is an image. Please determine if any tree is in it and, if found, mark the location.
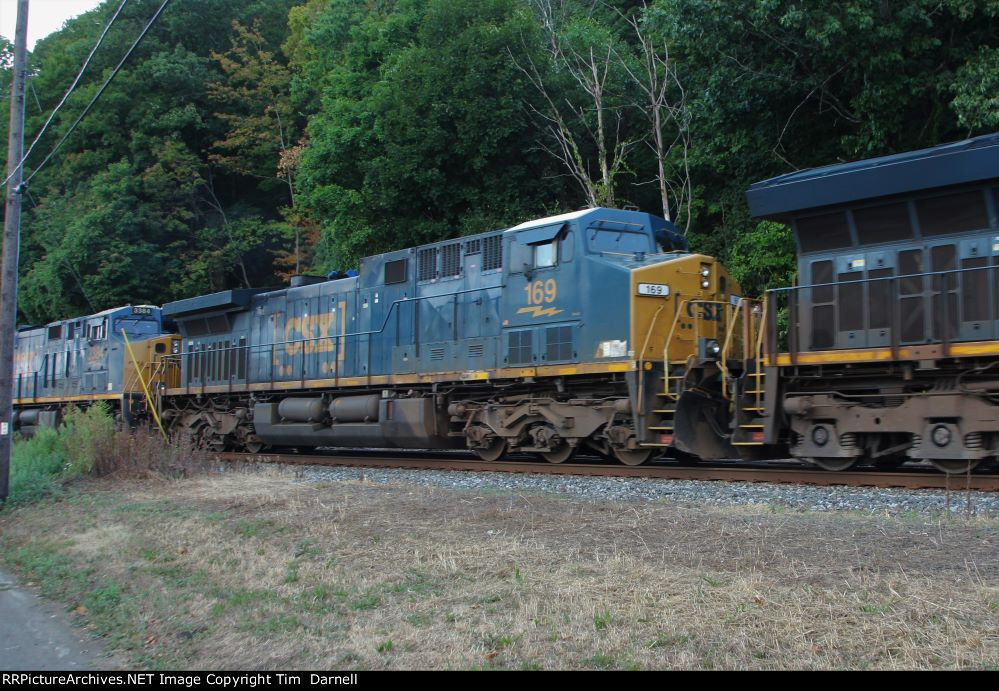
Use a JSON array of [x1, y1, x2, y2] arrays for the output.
[[515, 0, 638, 208], [294, 0, 563, 270], [614, 1, 692, 230]]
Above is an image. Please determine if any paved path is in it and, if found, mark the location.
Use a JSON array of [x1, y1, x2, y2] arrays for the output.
[[0, 568, 110, 670]]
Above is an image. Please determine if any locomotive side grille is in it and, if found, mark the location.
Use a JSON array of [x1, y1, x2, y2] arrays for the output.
[[810, 260, 834, 349], [916, 190, 988, 236], [898, 248, 925, 342], [465, 238, 481, 255], [836, 271, 864, 332], [483, 235, 502, 271], [418, 247, 438, 282], [962, 256, 989, 322], [868, 268, 893, 329], [507, 330, 532, 365], [441, 242, 461, 278], [430, 346, 446, 361], [468, 343, 484, 357], [931, 244, 958, 340], [545, 326, 573, 362]]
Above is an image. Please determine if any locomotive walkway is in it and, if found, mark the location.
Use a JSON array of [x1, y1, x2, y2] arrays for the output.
[[0, 568, 109, 670]]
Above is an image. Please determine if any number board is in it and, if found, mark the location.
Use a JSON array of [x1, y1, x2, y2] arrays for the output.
[[636, 283, 669, 297], [131, 306, 154, 316]]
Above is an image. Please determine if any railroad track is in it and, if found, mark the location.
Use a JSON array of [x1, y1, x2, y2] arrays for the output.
[[213, 451, 999, 492]]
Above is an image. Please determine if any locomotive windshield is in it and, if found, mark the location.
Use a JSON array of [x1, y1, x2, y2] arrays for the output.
[[588, 227, 654, 254]]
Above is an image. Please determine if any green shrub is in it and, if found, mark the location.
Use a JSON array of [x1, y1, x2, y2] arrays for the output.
[[5, 404, 114, 506], [8, 427, 66, 505], [60, 403, 116, 475]]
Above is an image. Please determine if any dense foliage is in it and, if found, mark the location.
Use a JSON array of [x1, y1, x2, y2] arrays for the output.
[[1, 0, 996, 322]]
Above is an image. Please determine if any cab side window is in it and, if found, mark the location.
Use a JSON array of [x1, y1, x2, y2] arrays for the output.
[[534, 241, 556, 268]]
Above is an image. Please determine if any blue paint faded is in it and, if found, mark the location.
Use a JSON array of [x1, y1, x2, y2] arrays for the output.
[[13, 305, 170, 400], [163, 208, 684, 387]]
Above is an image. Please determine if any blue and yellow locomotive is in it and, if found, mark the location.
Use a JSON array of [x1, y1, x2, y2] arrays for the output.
[[161, 208, 742, 463], [12, 305, 180, 436]]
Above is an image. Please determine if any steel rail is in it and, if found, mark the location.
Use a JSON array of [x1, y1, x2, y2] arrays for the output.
[[213, 452, 999, 492]]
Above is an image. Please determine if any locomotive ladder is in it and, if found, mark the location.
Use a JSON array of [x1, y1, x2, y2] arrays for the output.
[[647, 298, 730, 448], [727, 297, 770, 448]]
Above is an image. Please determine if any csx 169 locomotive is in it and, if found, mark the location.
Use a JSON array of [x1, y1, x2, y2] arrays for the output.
[[159, 207, 741, 465]]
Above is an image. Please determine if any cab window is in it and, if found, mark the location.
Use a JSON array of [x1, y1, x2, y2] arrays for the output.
[[534, 241, 556, 268], [588, 228, 654, 254]]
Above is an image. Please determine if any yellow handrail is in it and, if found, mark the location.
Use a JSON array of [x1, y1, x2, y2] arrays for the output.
[[636, 301, 668, 414], [120, 329, 168, 440]]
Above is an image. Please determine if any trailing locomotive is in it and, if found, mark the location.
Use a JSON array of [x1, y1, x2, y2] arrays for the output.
[[159, 208, 743, 465], [12, 305, 180, 436], [745, 131, 999, 473]]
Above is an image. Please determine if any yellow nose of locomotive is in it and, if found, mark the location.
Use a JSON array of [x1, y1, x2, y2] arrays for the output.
[[629, 254, 741, 366]]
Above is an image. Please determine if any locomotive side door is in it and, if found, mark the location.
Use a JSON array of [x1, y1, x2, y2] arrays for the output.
[[834, 253, 867, 349], [896, 247, 927, 344], [958, 236, 994, 342], [864, 248, 896, 349], [357, 286, 372, 377], [928, 241, 959, 343], [803, 258, 835, 350]]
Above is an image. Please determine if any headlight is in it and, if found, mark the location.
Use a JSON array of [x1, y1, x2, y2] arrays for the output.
[[701, 279, 710, 289], [700, 267, 710, 277]]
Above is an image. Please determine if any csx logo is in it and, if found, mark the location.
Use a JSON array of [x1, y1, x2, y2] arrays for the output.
[[284, 314, 335, 355], [685, 302, 722, 322]]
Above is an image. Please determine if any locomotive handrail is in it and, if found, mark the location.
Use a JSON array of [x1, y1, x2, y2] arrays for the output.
[[764, 263, 999, 361], [171, 285, 512, 391], [636, 301, 669, 414]]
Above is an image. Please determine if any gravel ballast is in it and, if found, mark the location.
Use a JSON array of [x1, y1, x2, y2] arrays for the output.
[[299, 464, 999, 518]]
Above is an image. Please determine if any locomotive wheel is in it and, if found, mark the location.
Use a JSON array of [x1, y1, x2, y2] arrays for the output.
[[807, 457, 859, 472], [474, 437, 507, 462], [244, 442, 265, 454], [540, 445, 575, 464], [611, 447, 653, 466], [930, 459, 982, 474]]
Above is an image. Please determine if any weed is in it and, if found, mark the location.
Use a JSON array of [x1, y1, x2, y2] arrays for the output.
[[584, 653, 616, 669], [594, 609, 613, 631], [405, 612, 431, 628], [349, 594, 380, 611]]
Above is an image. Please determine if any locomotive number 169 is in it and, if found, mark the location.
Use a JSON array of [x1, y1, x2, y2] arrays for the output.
[[524, 279, 557, 305]]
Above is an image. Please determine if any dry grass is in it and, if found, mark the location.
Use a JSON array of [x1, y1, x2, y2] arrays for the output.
[[1, 469, 997, 670]]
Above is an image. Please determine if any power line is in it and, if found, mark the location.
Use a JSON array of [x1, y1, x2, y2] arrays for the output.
[[23, 0, 172, 187], [1, 0, 130, 188]]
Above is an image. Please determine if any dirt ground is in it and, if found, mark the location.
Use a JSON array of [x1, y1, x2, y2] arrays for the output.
[[0, 468, 997, 670]]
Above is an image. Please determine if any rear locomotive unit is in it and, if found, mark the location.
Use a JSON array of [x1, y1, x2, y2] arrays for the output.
[[745, 131, 999, 473], [12, 305, 181, 436], [161, 208, 742, 464]]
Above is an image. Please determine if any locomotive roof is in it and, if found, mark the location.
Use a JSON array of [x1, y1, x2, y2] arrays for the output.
[[746, 130, 999, 220]]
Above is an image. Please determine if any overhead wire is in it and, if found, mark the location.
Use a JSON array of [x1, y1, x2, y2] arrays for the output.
[[2, 0, 130, 188], [21, 0, 172, 188]]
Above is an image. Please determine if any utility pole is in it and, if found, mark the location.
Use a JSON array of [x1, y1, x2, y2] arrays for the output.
[[0, 0, 29, 503]]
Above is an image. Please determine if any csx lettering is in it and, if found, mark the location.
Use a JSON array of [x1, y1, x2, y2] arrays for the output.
[[284, 314, 336, 355], [685, 303, 722, 322]]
